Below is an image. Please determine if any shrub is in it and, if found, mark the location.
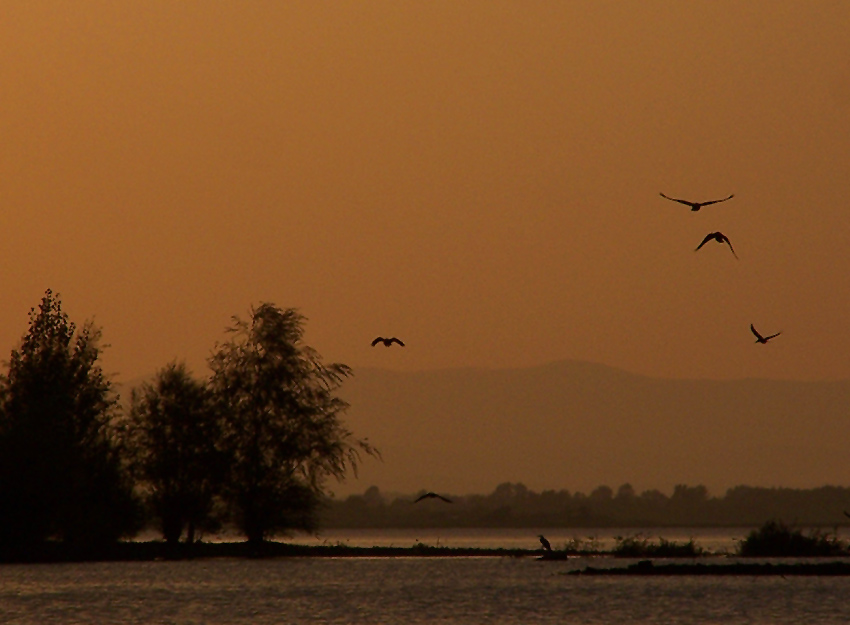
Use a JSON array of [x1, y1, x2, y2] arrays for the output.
[[737, 520, 847, 557]]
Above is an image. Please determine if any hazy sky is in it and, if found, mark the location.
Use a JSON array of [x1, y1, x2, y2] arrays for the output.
[[2, 1, 849, 385]]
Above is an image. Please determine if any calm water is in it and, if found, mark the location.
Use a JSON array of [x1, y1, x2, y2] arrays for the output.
[[2, 528, 850, 624]]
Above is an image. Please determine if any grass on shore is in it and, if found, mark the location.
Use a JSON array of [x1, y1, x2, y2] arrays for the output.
[[612, 534, 706, 558]]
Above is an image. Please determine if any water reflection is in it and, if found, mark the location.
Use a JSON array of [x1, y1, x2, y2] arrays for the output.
[[2, 557, 850, 624]]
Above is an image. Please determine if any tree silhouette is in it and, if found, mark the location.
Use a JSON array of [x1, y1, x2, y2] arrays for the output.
[[615, 483, 636, 501], [123, 362, 224, 545], [208, 303, 378, 546], [0, 290, 138, 553]]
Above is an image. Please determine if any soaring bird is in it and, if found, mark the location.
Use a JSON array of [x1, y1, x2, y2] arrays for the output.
[[371, 337, 405, 347], [660, 193, 734, 211], [413, 492, 453, 504], [538, 535, 552, 551], [695, 232, 738, 259], [751, 324, 781, 344]]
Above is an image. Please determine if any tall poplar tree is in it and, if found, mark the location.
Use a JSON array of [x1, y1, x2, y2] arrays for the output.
[[0, 290, 138, 552]]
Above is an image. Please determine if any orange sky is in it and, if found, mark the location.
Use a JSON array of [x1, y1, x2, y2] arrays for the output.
[[1, 1, 849, 385]]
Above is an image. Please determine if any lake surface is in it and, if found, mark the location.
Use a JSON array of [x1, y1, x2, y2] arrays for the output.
[[3, 528, 850, 624]]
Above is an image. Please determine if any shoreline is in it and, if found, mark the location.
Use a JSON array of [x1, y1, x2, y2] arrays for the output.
[[0, 541, 540, 564], [3, 541, 850, 575]]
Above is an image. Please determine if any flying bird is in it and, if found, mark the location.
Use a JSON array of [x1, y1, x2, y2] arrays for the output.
[[660, 193, 734, 211], [371, 337, 405, 347], [413, 492, 453, 504], [538, 535, 552, 551], [695, 232, 738, 258], [751, 324, 781, 344]]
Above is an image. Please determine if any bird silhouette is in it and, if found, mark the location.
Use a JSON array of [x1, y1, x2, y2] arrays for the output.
[[413, 492, 453, 504], [660, 193, 734, 211], [695, 232, 738, 259], [538, 535, 552, 551], [371, 337, 405, 347], [751, 324, 781, 344], [844, 510, 850, 520]]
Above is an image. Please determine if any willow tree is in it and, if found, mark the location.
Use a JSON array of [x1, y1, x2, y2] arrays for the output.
[[0, 290, 138, 552], [208, 303, 377, 546]]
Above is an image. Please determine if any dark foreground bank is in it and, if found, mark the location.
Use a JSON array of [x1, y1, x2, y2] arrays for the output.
[[570, 559, 850, 576]]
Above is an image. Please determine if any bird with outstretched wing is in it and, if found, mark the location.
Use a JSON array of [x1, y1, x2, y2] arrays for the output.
[[695, 232, 738, 259], [413, 492, 453, 504], [660, 192, 734, 211], [751, 324, 781, 344], [371, 337, 405, 347]]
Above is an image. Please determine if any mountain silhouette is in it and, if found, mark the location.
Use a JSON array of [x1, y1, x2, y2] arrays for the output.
[[339, 360, 850, 497]]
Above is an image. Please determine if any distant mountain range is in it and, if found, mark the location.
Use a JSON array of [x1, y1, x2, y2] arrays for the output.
[[335, 360, 850, 498]]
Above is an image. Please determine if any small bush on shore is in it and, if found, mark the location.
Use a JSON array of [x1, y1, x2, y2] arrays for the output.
[[737, 520, 848, 557]]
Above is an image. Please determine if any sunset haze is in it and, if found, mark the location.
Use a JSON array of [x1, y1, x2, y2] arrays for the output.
[[2, 2, 849, 495]]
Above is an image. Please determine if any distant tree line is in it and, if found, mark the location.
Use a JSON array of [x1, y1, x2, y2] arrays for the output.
[[0, 289, 376, 558], [322, 482, 850, 529]]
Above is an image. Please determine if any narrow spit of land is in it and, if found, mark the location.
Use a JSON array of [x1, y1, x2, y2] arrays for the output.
[[0, 541, 538, 563], [4, 541, 850, 576], [569, 560, 850, 576]]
